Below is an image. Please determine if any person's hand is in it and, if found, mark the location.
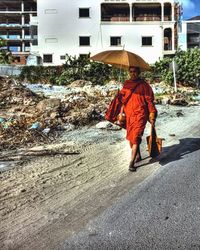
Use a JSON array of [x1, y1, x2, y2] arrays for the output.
[[117, 113, 126, 122], [149, 113, 156, 127]]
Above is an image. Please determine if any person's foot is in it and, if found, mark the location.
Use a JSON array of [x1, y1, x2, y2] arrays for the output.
[[129, 160, 137, 172]]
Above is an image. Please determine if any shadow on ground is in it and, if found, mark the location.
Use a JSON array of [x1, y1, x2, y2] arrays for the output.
[[138, 137, 200, 167]]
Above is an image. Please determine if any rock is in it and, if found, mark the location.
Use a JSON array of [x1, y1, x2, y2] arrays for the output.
[[95, 121, 121, 130], [50, 112, 59, 119], [161, 97, 170, 105], [36, 98, 61, 113], [176, 111, 184, 117], [61, 123, 76, 131], [187, 101, 199, 106], [69, 80, 92, 87], [170, 93, 188, 106], [96, 121, 112, 129], [170, 98, 188, 106]]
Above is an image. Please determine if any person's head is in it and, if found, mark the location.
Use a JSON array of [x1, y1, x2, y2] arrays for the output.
[[129, 66, 140, 80]]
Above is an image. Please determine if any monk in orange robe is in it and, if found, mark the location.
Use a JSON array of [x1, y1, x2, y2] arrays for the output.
[[119, 66, 157, 171]]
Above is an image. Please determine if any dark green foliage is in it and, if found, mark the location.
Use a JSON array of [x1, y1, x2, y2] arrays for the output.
[[175, 47, 200, 86], [19, 54, 128, 85], [19, 49, 200, 87], [18, 65, 62, 84], [147, 47, 200, 87]]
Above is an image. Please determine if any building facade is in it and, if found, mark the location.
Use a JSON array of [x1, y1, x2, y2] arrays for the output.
[[29, 0, 180, 66], [179, 16, 200, 50], [0, 0, 181, 65], [0, 0, 37, 64]]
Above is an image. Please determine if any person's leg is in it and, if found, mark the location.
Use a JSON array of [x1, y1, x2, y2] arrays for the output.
[[130, 142, 141, 162], [135, 145, 142, 163], [129, 143, 139, 171]]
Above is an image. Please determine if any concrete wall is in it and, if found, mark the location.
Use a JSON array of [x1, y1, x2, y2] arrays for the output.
[[0, 65, 22, 76], [178, 21, 187, 50]]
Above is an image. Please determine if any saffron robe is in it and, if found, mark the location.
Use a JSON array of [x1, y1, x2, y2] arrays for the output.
[[120, 78, 157, 145]]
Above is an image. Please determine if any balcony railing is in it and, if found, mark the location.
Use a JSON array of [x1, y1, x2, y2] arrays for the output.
[[0, 23, 30, 27], [101, 14, 171, 22], [134, 15, 161, 21], [102, 15, 129, 22]]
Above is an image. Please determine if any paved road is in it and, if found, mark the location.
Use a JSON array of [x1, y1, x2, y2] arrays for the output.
[[62, 139, 200, 250]]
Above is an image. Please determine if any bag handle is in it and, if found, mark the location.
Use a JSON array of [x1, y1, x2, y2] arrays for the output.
[[151, 124, 158, 139]]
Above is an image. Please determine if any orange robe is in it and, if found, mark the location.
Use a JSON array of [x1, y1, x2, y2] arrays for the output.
[[120, 78, 157, 145]]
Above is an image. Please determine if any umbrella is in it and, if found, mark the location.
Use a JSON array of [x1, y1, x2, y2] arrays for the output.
[[90, 49, 151, 72]]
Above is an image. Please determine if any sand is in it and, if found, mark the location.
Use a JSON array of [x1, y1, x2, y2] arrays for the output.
[[0, 104, 200, 250]]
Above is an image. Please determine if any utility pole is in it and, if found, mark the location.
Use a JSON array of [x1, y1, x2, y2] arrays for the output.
[[172, 59, 177, 92]]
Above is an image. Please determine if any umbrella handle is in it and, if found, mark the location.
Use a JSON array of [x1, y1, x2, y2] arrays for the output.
[[118, 44, 125, 83]]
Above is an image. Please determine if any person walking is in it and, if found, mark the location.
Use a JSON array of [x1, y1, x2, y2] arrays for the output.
[[116, 66, 157, 171]]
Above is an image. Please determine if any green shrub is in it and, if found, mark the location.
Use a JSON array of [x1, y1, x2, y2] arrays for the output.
[[19, 54, 128, 85], [19, 48, 200, 87], [152, 47, 200, 87]]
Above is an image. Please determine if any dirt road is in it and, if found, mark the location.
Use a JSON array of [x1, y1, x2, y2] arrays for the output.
[[1, 105, 200, 250]]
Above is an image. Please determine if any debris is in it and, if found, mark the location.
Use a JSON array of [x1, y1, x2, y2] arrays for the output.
[[42, 128, 51, 134], [95, 121, 121, 130], [176, 111, 184, 117], [30, 122, 40, 130], [0, 75, 199, 151]]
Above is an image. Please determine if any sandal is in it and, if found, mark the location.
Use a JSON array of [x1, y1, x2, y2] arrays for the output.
[[129, 160, 137, 172]]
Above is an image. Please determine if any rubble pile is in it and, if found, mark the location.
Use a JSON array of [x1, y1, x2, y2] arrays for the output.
[[1, 76, 199, 150], [0, 76, 42, 109], [153, 82, 200, 106], [0, 76, 52, 149], [0, 77, 118, 150]]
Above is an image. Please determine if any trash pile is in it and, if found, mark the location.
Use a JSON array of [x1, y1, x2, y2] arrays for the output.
[[152, 81, 200, 106], [0, 77, 119, 150], [1, 76, 199, 150]]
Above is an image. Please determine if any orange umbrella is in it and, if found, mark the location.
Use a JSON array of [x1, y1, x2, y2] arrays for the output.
[[90, 49, 151, 72]]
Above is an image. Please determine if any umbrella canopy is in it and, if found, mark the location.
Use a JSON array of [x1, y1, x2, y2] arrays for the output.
[[90, 49, 151, 72]]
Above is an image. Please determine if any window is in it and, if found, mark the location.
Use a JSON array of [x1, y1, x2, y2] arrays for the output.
[[60, 55, 66, 60], [79, 8, 90, 18], [110, 36, 121, 46], [142, 36, 152, 46], [43, 54, 53, 63], [79, 36, 90, 46]]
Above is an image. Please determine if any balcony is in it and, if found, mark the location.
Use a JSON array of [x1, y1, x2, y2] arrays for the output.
[[101, 2, 173, 23], [101, 3, 130, 22]]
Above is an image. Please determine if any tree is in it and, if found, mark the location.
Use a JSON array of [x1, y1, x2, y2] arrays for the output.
[[0, 38, 13, 64]]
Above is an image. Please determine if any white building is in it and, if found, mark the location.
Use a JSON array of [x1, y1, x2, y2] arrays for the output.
[[31, 0, 180, 65], [0, 0, 37, 64], [179, 16, 200, 50]]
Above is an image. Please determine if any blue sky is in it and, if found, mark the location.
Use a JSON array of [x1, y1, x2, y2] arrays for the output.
[[180, 0, 200, 20]]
